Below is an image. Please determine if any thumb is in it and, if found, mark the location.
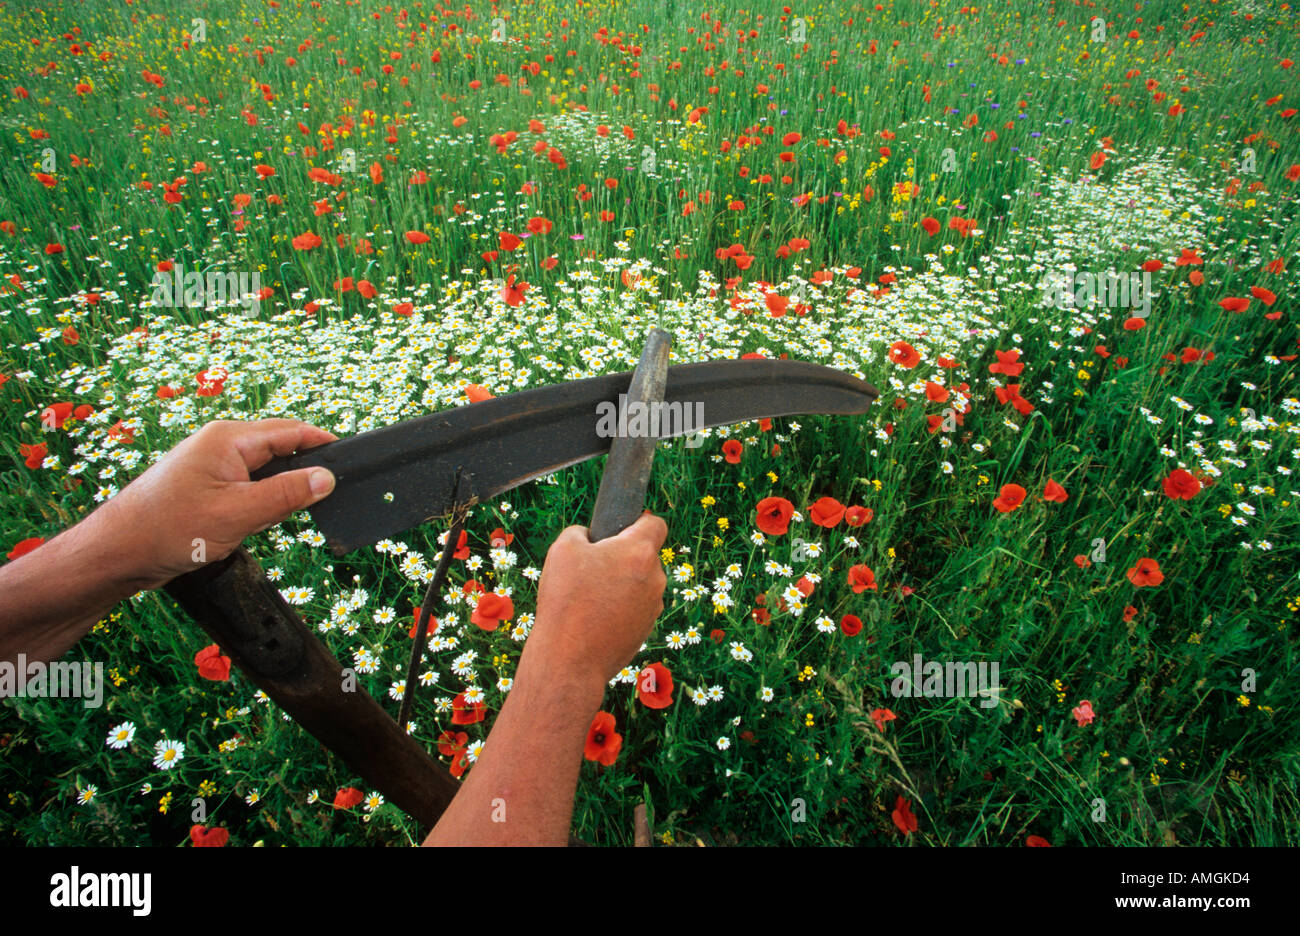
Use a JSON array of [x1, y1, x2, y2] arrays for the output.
[[236, 466, 335, 532]]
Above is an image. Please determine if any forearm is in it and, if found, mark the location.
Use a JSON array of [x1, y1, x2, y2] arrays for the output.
[[0, 502, 143, 665], [423, 635, 605, 846]]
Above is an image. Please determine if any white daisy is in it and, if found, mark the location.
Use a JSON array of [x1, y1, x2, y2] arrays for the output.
[[105, 721, 136, 750], [152, 738, 185, 770]]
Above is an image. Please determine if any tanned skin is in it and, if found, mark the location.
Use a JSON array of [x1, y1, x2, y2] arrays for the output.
[[0, 418, 668, 846]]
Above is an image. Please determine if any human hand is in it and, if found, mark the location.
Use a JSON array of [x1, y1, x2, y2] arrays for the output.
[[524, 513, 668, 695], [90, 419, 338, 592]]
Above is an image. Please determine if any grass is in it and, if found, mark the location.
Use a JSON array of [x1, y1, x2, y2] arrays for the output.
[[0, 0, 1297, 846]]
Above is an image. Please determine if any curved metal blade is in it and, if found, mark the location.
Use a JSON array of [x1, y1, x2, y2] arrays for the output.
[[251, 359, 879, 555]]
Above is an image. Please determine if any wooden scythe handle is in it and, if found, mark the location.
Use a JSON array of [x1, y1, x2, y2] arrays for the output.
[[164, 547, 460, 828]]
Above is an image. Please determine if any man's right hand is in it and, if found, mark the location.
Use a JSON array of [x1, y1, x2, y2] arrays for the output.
[[527, 514, 668, 694]]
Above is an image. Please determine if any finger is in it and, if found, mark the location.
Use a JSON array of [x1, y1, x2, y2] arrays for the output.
[[229, 419, 339, 473], [617, 512, 668, 550], [226, 466, 336, 535], [552, 525, 591, 547]]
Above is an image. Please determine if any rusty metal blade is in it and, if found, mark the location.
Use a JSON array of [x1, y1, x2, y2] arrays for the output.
[[588, 328, 672, 542], [251, 359, 879, 555]]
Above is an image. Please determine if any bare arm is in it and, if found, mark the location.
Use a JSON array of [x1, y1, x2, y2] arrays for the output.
[[0, 419, 337, 667], [423, 516, 667, 846]]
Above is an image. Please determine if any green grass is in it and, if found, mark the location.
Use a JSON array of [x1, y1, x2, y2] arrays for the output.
[[0, 0, 1298, 846]]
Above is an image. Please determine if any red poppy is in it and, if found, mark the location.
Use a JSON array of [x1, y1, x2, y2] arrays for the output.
[[437, 730, 469, 757], [1025, 835, 1052, 847], [1042, 479, 1068, 503], [501, 274, 529, 307], [471, 592, 514, 631], [1250, 286, 1277, 306], [499, 231, 522, 251], [847, 564, 877, 593], [1122, 605, 1138, 623], [451, 691, 487, 725], [584, 711, 623, 765], [722, 439, 743, 464], [888, 341, 921, 369], [764, 293, 789, 317], [465, 384, 495, 402], [449, 747, 471, 778], [405, 230, 430, 245], [19, 442, 48, 469], [408, 610, 438, 639], [190, 825, 229, 847], [637, 662, 674, 709], [988, 349, 1025, 376], [808, 496, 845, 528], [840, 614, 863, 636], [1218, 296, 1250, 313], [5, 535, 43, 561], [489, 527, 514, 547], [892, 796, 918, 835], [755, 496, 795, 536], [844, 505, 874, 526], [871, 707, 896, 731], [925, 381, 950, 403], [194, 644, 231, 681], [1126, 558, 1163, 588], [41, 401, 74, 429], [921, 216, 941, 236], [1161, 468, 1200, 500], [993, 483, 1027, 513], [332, 787, 364, 809], [291, 231, 321, 251]]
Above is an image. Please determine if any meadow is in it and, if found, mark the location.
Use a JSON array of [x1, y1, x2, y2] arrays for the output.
[[1, 0, 1298, 846]]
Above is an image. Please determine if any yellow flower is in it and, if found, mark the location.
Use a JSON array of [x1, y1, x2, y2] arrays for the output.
[[1237, 695, 1251, 707]]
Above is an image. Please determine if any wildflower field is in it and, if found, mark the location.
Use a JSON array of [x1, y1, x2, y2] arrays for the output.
[[1, 0, 1299, 848]]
